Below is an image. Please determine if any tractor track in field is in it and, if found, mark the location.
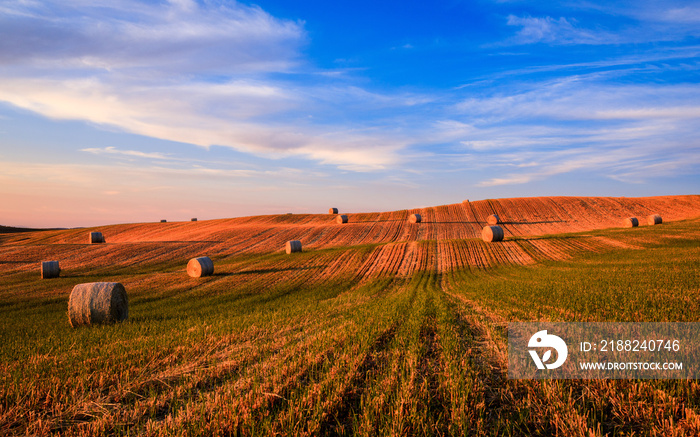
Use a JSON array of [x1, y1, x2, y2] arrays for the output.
[[441, 289, 512, 433], [318, 323, 400, 436]]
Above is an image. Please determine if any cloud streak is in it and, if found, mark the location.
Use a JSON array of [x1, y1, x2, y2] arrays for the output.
[[506, 15, 614, 45], [444, 70, 700, 186], [0, 0, 305, 73]]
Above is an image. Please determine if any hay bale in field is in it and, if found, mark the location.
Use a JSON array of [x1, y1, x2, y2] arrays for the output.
[[285, 240, 302, 254], [187, 256, 214, 278], [89, 232, 104, 244], [41, 260, 60, 279], [622, 217, 639, 228], [647, 214, 662, 225], [481, 225, 504, 242], [68, 282, 128, 327], [487, 214, 500, 225], [336, 215, 348, 224], [329, 207, 339, 214], [409, 213, 422, 224], [160, 219, 167, 223], [191, 218, 197, 222]]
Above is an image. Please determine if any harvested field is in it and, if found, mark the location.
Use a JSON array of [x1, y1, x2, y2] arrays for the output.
[[2, 195, 697, 277], [1, 195, 700, 436]]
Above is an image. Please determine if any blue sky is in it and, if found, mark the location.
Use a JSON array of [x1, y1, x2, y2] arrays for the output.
[[1, 0, 699, 227]]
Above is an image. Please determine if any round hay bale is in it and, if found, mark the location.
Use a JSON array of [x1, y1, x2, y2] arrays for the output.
[[622, 217, 639, 228], [187, 256, 214, 278], [285, 240, 302, 254], [336, 215, 348, 224], [481, 225, 504, 242], [487, 214, 500, 225], [329, 207, 338, 214], [647, 214, 662, 225], [191, 218, 197, 222], [462, 199, 469, 203], [68, 282, 128, 327], [409, 213, 422, 224], [89, 232, 104, 244], [160, 219, 167, 223], [41, 260, 60, 279]]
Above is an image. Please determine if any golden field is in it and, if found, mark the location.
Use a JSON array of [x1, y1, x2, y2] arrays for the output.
[[2, 195, 700, 436]]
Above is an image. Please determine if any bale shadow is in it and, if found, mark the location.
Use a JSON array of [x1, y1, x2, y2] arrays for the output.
[[500, 220, 566, 225], [513, 234, 591, 241], [216, 265, 325, 277], [120, 240, 222, 245], [128, 315, 183, 323], [424, 221, 482, 224], [348, 219, 404, 223]]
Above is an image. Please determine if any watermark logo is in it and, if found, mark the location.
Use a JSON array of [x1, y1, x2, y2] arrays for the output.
[[528, 330, 568, 370]]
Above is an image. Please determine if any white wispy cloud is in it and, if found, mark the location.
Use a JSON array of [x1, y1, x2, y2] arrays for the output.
[[0, 0, 305, 73], [505, 15, 614, 45], [0, 159, 331, 188], [609, 1, 700, 29], [661, 7, 700, 23], [503, 0, 700, 47], [81, 146, 174, 160], [454, 76, 700, 124], [474, 145, 699, 187], [0, 71, 424, 169], [445, 70, 700, 186]]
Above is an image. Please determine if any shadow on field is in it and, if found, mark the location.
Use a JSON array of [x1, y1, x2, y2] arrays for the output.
[[129, 315, 182, 323], [426, 221, 482, 224], [216, 265, 325, 276], [348, 219, 405, 223], [118, 240, 222, 245], [514, 234, 590, 241], [500, 220, 566, 225], [0, 226, 46, 234]]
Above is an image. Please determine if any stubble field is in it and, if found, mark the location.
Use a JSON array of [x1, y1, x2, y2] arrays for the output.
[[1, 195, 700, 436]]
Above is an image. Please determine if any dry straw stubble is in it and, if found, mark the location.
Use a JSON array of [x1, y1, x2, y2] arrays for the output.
[[68, 282, 128, 327], [187, 257, 214, 278]]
